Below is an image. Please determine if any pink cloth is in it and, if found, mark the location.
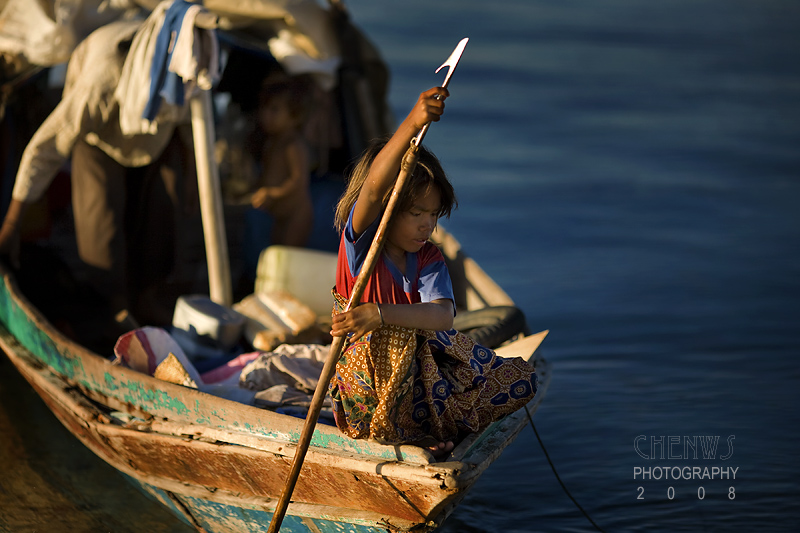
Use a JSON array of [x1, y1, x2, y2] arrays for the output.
[[200, 352, 261, 384]]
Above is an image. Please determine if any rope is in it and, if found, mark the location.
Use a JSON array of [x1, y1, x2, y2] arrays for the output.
[[524, 405, 607, 533]]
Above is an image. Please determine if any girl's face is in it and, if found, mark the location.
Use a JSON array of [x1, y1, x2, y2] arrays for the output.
[[385, 186, 442, 258], [259, 93, 296, 135]]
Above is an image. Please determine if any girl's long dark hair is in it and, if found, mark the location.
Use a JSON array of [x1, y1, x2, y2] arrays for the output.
[[334, 137, 457, 233]]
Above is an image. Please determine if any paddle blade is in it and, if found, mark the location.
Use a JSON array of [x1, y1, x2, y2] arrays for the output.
[[435, 37, 469, 88]]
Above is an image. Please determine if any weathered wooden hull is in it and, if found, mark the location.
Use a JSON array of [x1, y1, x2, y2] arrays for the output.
[[127, 479, 402, 533], [0, 250, 549, 532]]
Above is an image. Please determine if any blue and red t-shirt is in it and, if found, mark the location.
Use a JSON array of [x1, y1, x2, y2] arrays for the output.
[[335, 207, 455, 309]]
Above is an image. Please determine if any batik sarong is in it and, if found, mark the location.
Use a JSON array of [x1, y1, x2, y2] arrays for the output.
[[328, 291, 538, 445]]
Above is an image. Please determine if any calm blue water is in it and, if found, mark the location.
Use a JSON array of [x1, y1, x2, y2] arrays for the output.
[[346, 0, 800, 531]]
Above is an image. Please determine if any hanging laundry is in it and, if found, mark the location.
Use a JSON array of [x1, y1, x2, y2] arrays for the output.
[[167, 3, 220, 96], [116, 0, 220, 136]]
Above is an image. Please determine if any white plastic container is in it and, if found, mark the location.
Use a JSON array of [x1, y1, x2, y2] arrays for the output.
[[172, 295, 245, 350], [255, 245, 337, 317]]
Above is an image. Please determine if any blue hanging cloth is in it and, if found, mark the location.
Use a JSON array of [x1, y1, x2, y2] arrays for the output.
[[142, 0, 194, 122]]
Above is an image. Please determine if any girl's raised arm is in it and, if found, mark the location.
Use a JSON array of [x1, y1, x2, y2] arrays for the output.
[[350, 86, 448, 235]]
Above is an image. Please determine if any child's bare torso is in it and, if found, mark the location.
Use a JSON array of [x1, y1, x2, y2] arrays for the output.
[[259, 133, 312, 218]]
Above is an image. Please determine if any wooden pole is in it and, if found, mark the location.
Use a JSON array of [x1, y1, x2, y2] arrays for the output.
[[190, 89, 232, 307]]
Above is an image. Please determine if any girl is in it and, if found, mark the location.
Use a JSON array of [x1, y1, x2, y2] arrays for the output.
[[329, 87, 537, 456]]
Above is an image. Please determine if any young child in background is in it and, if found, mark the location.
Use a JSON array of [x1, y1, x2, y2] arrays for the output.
[[329, 87, 538, 457], [249, 76, 314, 247]]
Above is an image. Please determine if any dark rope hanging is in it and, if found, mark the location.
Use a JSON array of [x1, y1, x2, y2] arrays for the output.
[[524, 405, 607, 533]]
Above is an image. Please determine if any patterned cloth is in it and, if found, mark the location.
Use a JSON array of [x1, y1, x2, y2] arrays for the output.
[[329, 291, 538, 445]]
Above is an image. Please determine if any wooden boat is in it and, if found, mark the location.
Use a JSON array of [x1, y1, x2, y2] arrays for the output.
[[0, 229, 549, 533], [0, 2, 551, 532]]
